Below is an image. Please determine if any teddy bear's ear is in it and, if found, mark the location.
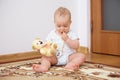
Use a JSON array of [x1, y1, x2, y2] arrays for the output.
[[32, 45, 35, 50], [35, 37, 40, 40], [51, 43, 57, 49]]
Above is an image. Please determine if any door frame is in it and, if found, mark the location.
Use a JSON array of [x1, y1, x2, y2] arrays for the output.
[[91, 0, 120, 55]]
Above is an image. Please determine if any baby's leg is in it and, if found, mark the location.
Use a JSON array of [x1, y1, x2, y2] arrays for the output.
[[32, 59, 50, 72], [32, 56, 57, 72], [64, 53, 86, 71]]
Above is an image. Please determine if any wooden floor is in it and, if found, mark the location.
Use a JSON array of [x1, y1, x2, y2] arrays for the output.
[[0, 51, 120, 68], [86, 53, 120, 67]]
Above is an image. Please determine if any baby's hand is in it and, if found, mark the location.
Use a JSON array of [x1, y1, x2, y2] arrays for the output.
[[61, 32, 69, 41]]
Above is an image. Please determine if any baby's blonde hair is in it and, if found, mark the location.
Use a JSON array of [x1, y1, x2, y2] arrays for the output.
[[54, 7, 71, 21]]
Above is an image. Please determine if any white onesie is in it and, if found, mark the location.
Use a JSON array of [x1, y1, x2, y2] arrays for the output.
[[46, 29, 79, 65]]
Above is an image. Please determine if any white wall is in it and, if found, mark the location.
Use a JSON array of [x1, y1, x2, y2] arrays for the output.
[[0, 0, 90, 54]]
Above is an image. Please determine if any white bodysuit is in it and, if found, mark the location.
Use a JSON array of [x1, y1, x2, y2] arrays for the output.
[[46, 29, 79, 65]]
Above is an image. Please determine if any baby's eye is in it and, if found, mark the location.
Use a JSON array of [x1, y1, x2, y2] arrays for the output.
[[62, 25, 68, 28], [64, 25, 67, 27], [57, 25, 61, 28]]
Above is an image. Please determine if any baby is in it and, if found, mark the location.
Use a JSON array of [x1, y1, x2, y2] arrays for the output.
[[32, 7, 86, 72]]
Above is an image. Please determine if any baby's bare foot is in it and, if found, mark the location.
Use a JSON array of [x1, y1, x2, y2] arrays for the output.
[[64, 63, 79, 71], [32, 64, 49, 72]]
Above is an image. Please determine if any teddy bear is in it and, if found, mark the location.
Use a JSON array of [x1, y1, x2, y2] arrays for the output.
[[32, 38, 57, 56]]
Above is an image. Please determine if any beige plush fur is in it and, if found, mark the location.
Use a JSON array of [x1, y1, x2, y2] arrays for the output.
[[32, 38, 57, 56]]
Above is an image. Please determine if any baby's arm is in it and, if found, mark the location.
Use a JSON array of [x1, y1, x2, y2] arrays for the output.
[[66, 38, 79, 50], [61, 32, 79, 50]]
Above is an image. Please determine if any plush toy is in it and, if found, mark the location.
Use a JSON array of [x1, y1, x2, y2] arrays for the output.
[[32, 38, 57, 56]]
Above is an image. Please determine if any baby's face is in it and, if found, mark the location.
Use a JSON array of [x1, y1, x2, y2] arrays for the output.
[[54, 15, 71, 35]]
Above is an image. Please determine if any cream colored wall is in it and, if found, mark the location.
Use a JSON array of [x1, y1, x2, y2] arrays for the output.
[[0, 0, 90, 54]]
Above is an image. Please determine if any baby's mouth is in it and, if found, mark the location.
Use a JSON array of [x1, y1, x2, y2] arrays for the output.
[[61, 32, 63, 34], [61, 31, 65, 34]]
